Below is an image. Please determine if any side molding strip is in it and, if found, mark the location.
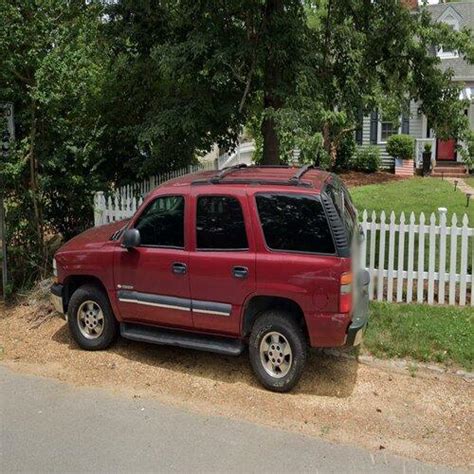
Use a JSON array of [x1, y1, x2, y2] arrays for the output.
[[117, 290, 232, 317]]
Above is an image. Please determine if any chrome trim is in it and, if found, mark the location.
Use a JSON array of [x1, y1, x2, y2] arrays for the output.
[[192, 299, 232, 317], [193, 308, 230, 317], [118, 298, 191, 312], [117, 290, 232, 317]]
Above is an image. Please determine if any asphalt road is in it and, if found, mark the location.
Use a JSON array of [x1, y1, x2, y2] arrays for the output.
[[0, 366, 455, 473]]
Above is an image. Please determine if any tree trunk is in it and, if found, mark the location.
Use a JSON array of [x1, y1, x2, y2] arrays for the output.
[[28, 102, 47, 277], [261, 0, 283, 166]]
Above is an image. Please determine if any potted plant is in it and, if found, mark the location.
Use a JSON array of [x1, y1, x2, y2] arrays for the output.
[[386, 134, 415, 177], [422, 142, 432, 176]]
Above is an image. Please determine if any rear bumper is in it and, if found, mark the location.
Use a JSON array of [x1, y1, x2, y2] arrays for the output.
[[50, 284, 65, 318], [345, 310, 368, 346], [345, 270, 370, 347]]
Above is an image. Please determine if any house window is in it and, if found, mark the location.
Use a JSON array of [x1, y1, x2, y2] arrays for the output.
[[437, 12, 460, 59], [378, 119, 400, 144]]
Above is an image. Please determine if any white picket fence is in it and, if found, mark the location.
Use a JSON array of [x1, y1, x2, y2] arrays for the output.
[[94, 161, 216, 226], [360, 208, 473, 307], [93, 166, 473, 307]]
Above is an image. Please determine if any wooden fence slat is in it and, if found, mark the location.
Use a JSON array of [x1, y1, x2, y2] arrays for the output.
[[396, 212, 406, 302], [386, 211, 396, 302], [417, 212, 426, 303], [427, 213, 437, 304], [406, 212, 416, 303], [449, 214, 458, 305], [438, 208, 448, 304], [377, 211, 386, 301], [368, 211, 377, 300], [459, 214, 469, 306], [360, 210, 368, 269]]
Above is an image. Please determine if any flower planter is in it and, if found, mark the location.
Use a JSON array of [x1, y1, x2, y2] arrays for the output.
[[395, 158, 414, 177]]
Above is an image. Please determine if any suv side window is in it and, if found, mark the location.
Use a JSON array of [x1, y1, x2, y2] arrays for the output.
[[196, 196, 248, 250], [135, 195, 185, 247], [256, 193, 335, 254]]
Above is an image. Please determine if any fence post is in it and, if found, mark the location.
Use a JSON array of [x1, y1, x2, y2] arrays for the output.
[[438, 207, 447, 304], [387, 211, 396, 302], [94, 192, 104, 226], [368, 211, 377, 300], [448, 214, 458, 305], [459, 214, 469, 306], [377, 211, 386, 301], [396, 212, 406, 302], [406, 212, 416, 303], [417, 212, 426, 303]]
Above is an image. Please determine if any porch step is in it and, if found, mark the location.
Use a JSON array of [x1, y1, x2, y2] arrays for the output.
[[431, 162, 468, 178], [120, 322, 245, 356]]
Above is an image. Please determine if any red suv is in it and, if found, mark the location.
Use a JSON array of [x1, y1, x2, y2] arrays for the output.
[[51, 165, 369, 392]]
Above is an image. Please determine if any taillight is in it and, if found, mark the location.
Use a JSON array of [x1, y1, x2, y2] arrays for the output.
[[340, 272, 353, 313]]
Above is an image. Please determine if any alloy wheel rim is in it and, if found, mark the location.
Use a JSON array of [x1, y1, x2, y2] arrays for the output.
[[259, 331, 292, 378], [77, 300, 105, 340]]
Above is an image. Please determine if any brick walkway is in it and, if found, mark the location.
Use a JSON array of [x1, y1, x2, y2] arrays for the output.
[[446, 177, 474, 195]]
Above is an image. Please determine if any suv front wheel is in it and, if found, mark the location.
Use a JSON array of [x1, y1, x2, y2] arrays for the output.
[[249, 310, 307, 392], [68, 284, 118, 351]]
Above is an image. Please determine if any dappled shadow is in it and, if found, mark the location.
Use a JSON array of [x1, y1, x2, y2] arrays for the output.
[[52, 324, 358, 398]]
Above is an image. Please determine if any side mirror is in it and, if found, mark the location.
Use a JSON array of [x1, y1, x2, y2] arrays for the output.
[[122, 229, 141, 249]]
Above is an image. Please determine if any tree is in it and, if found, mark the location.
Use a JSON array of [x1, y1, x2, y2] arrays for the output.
[[101, 0, 306, 172], [0, 0, 106, 286], [104, 0, 473, 168], [270, 0, 474, 167]]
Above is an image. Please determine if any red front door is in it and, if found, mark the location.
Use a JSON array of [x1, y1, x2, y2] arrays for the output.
[[436, 139, 457, 161]]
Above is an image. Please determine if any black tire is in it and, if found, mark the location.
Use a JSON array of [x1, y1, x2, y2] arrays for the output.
[[67, 284, 118, 351], [249, 310, 307, 392]]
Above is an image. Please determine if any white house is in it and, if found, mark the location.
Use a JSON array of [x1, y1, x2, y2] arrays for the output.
[[360, 2, 474, 171]]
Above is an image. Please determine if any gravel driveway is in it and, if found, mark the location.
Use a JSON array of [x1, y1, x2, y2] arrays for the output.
[[1, 302, 473, 469]]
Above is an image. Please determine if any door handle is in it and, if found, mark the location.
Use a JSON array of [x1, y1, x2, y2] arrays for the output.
[[233, 266, 248, 279], [172, 262, 187, 275]]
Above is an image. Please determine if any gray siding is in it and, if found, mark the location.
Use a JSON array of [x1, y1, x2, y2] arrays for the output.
[[360, 101, 424, 170]]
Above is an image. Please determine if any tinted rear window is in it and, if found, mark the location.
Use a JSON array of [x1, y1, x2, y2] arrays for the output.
[[256, 194, 335, 254], [197, 196, 248, 250]]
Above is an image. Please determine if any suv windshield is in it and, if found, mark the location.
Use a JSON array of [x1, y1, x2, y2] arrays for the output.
[[325, 178, 357, 243]]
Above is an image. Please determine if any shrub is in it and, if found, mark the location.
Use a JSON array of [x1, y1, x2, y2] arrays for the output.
[[386, 134, 415, 160], [459, 130, 474, 171], [334, 133, 356, 171], [351, 146, 381, 173]]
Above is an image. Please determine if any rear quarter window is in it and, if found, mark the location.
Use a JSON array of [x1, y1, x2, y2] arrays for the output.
[[325, 181, 357, 242], [255, 193, 335, 254]]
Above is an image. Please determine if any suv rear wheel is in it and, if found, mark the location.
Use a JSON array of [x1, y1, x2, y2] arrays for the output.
[[68, 284, 118, 351], [249, 310, 307, 392]]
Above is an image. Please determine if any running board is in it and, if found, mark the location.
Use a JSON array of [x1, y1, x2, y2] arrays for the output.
[[120, 323, 245, 356]]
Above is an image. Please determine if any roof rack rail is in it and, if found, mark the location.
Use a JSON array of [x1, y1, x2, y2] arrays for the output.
[[191, 178, 312, 188], [290, 164, 314, 183], [209, 164, 247, 184]]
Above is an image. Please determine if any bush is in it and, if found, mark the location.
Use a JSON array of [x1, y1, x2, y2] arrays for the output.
[[334, 133, 356, 171], [351, 146, 381, 173], [459, 130, 474, 171], [386, 134, 415, 160]]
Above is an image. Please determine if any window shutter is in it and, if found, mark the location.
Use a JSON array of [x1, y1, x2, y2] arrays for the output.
[[355, 109, 363, 145], [370, 110, 378, 144], [401, 111, 410, 134]]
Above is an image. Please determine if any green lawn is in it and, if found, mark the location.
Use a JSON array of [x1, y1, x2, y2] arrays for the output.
[[364, 302, 474, 371], [464, 175, 474, 189], [350, 177, 473, 221]]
